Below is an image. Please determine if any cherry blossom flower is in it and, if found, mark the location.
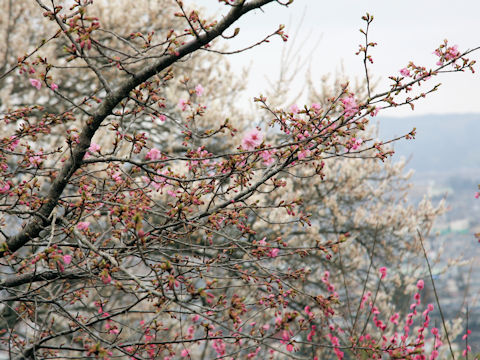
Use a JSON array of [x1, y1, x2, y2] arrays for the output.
[[178, 99, 188, 111], [474, 192, 479, 199], [350, 137, 363, 150], [311, 103, 321, 111], [241, 128, 263, 151], [29, 78, 42, 90], [290, 104, 299, 114], [400, 68, 411, 77], [416, 279, 424, 290], [379, 266, 387, 279], [112, 172, 122, 183], [146, 148, 161, 161], [370, 106, 380, 117], [195, 84, 204, 96], [268, 248, 279, 258], [89, 143, 101, 153], [0, 183, 10, 194], [63, 255, 72, 265], [340, 95, 359, 117], [181, 349, 190, 357], [261, 149, 275, 166], [159, 114, 166, 122], [77, 221, 90, 230], [29, 152, 43, 167], [7, 136, 19, 151], [101, 273, 112, 284], [50, 83, 59, 91], [445, 45, 460, 60], [297, 149, 310, 160]]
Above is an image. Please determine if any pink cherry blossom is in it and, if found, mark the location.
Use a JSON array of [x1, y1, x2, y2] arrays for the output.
[[261, 149, 275, 166], [311, 103, 321, 111], [29, 152, 43, 167], [146, 148, 161, 161], [350, 137, 363, 150], [379, 267, 387, 279], [181, 349, 190, 357], [158, 114, 167, 122], [445, 45, 460, 60], [268, 248, 279, 258], [178, 99, 188, 111], [102, 273, 111, 284], [0, 183, 10, 194], [340, 95, 359, 117], [63, 255, 72, 265], [29, 78, 42, 90], [474, 192, 479, 199], [195, 84, 204, 96], [77, 221, 90, 230], [290, 104, 299, 114], [416, 279, 424, 290], [370, 106, 380, 117], [112, 172, 122, 183], [400, 68, 411, 77], [89, 143, 101, 153], [7, 136, 19, 151], [50, 83, 59, 91], [241, 128, 263, 151], [297, 149, 310, 160]]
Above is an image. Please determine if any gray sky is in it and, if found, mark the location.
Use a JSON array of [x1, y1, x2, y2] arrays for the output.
[[199, 0, 480, 117]]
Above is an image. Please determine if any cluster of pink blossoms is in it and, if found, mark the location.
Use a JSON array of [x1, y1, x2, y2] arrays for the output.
[[340, 95, 359, 117], [433, 44, 460, 65]]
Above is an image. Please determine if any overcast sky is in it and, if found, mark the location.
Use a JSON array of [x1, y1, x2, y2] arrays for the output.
[[199, 0, 480, 117]]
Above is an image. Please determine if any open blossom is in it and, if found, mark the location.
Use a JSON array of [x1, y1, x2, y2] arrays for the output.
[[340, 95, 359, 117], [241, 128, 263, 151], [63, 255, 72, 265], [417, 279, 424, 290], [268, 248, 279, 258], [29, 78, 41, 90], [445, 44, 460, 60], [146, 148, 161, 161], [379, 267, 387, 279], [29, 152, 43, 166], [289, 104, 299, 114], [350, 137, 363, 150], [178, 99, 188, 111], [195, 84, 204, 96], [181, 349, 190, 357], [0, 183, 10, 194], [297, 149, 310, 160], [261, 149, 275, 166], [77, 221, 90, 230], [89, 143, 101, 153], [400, 67, 411, 77]]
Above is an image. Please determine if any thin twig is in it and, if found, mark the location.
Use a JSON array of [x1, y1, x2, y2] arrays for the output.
[[417, 229, 455, 360]]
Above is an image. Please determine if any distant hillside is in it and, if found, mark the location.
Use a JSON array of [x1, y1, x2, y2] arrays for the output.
[[375, 113, 480, 176]]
